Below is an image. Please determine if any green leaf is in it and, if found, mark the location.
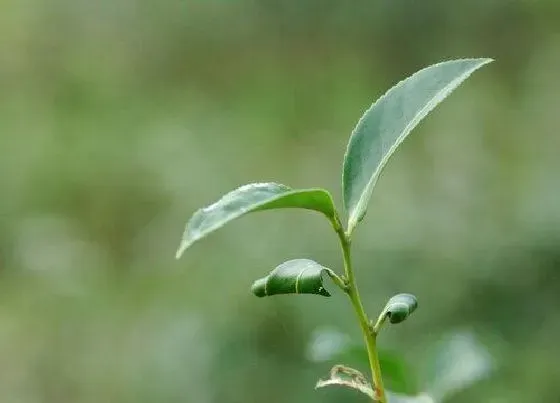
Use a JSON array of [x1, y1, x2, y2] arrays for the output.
[[383, 293, 418, 324], [316, 365, 376, 400], [251, 259, 335, 297], [176, 183, 337, 258], [342, 58, 493, 233]]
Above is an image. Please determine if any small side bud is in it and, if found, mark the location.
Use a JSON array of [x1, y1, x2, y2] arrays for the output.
[[384, 293, 418, 324]]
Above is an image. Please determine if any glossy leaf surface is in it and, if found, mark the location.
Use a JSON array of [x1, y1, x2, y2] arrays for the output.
[[176, 183, 336, 258], [251, 259, 334, 297], [342, 58, 493, 233], [383, 293, 418, 324]]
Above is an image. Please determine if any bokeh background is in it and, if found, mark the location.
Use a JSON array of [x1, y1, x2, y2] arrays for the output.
[[1, 0, 559, 402]]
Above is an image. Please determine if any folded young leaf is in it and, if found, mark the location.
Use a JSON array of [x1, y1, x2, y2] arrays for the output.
[[343, 58, 493, 234], [316, 364, 376, 400], [251, 259, 335, 297], [176, 183, 337, 258], [382, 293, 418, 324]]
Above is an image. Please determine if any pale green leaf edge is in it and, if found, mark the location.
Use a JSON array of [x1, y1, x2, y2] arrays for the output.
[[176, 184, 336, 258], [343, 58, 493, 234]]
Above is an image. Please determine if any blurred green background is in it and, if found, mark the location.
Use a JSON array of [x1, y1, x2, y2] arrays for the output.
[[1, 0, 559, 402]]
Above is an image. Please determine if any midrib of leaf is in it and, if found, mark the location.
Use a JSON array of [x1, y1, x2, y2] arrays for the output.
[[176, 186, 335, 258], [348, 81, 452, 231], [295, 264, 313, 294]]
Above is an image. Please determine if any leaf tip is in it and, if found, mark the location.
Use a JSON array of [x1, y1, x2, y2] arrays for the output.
[[476, 57, 494, 68], [250, 278, 267, 297], [175, 240, 190, 260]]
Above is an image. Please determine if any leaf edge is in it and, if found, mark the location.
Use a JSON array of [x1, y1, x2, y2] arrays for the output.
[[176, 183, 337, 259]]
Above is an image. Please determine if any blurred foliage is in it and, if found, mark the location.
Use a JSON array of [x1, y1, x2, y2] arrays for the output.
[[1, 0, 560, 402]]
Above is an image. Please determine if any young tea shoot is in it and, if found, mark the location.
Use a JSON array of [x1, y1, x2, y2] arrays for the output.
[[176, 58, 493, 402]]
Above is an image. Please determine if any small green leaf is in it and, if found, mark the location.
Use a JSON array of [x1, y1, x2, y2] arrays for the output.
[[383, 293, 418, 324], [342, 58, 493, 233], [316, 365, 376, 400], [176, 183, 337, 258], [251, 259, 335, 297]]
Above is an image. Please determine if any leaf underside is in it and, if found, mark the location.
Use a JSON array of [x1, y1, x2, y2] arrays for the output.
[[316, 365, 435, 402], [176, 183, 337, 258], [251, 259, 333, 297], [316, 365, 376, 400], [342, 58, 493, 234]]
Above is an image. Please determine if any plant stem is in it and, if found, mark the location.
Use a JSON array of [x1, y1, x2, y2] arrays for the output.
[[332, 219, 387, 403]]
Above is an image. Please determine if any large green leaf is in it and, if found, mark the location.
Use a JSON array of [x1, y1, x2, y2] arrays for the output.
[[342, 58, 493, 233], [176, 183, 337, 258], [251, 259, 335, 297]]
